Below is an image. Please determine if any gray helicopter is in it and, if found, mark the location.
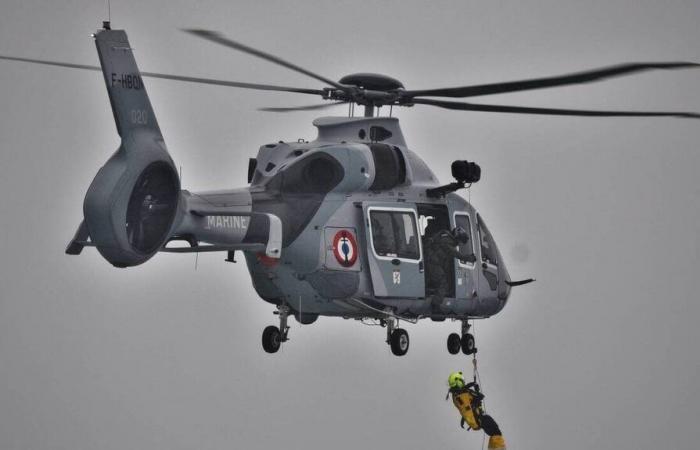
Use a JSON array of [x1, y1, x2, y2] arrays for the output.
[[2, 23, 698, 356]]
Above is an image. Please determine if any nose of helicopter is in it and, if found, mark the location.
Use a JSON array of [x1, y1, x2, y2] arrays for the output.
[[496, 261, 512, 312]]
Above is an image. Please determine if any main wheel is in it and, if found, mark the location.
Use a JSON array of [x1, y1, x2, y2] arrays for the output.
[[461, 333, 476, 355], [390, 328, 410, 356], [447, 333, 461, 354], [262, 326, 282, 353]]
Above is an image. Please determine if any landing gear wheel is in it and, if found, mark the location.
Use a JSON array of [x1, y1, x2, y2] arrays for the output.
[[262, 326, 282, 353], [390, 328, 410, 356], [461, 333, 476, 355], [447, 333, 461, 354]]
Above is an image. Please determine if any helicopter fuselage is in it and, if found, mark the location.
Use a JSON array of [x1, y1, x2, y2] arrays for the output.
[[172, 116, 512, 323], [40, 24, 689, 353]]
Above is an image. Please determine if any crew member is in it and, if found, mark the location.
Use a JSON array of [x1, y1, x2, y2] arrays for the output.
[[424, 227, 475, 311], [447, 371, 506, 450]]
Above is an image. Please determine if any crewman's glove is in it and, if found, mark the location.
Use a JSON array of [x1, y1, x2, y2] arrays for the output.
[[460, 255, 477, 264]]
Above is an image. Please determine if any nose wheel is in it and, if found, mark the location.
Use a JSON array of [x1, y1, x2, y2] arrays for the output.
[[447, 320, 477, 355], [262, 305, 290, 354]]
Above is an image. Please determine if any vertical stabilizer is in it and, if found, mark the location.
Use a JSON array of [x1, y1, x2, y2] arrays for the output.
[[94, 26, 162, 137]]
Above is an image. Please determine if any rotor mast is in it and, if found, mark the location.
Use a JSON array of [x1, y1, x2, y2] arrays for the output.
[[338, 73, 404, 119]]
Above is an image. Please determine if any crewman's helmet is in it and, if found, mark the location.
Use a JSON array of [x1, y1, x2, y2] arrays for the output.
[[448, 371, 466, 389], [452, 227, 469, 244]]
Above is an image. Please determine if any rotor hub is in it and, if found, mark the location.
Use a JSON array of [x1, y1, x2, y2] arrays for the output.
[[339, 73, 404, 91]]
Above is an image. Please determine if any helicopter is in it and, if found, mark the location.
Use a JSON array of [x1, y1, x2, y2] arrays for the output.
[[2, 23, 698, 356]]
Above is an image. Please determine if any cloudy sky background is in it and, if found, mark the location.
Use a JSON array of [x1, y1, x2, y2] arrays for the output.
[[1, 1, 699, 449]]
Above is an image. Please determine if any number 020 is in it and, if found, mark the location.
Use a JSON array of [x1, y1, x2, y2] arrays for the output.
[[130, 109, 148, 125]]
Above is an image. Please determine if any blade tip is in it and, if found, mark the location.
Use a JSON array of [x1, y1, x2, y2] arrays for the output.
[[181, 28, 216, 37]]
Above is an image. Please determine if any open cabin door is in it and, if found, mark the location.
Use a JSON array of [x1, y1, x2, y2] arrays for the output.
[[362, 203, 425, 298]]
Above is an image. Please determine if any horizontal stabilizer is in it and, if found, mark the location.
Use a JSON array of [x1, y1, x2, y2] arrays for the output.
[[160, 243, 265, 253], [65, 221, 91, 255], [173, 209, 283, 258]]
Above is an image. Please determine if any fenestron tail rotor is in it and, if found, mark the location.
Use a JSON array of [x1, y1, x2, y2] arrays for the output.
[[2, 27, 698, 118]]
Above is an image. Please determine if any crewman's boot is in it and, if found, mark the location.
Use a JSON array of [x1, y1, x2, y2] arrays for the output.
[[487, 435, 506, 449]]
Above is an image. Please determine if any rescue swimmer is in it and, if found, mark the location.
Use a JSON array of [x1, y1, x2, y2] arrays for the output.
[[447, 371, 506, 450]]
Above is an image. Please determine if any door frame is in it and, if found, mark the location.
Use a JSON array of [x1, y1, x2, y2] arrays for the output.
[[364, 204, 425, 298]]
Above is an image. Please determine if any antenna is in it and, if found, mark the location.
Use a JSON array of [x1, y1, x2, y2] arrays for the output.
[[101, 0, 112, 30]]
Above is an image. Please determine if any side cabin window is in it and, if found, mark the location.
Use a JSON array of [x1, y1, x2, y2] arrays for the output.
[[477, 214, 498, 266], [369, 209, 420, 260], [369, 144, 406, 191], [454, 213, 476, 264]]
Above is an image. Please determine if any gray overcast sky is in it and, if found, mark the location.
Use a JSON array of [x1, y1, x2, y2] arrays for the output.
[[1, 1, 699, 449]]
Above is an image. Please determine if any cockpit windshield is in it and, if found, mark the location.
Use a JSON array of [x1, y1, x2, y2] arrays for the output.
[[477, 214, 498, 265]]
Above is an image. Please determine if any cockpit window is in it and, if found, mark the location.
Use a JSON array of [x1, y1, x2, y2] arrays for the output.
[[477, 214, 498, 266], [281, 152, 344, 195], [455, 213, 475, 264]]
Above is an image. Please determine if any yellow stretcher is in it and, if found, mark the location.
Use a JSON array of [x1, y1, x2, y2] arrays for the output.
[[452, 389, 483, 430], [449, 382, 506, 449]]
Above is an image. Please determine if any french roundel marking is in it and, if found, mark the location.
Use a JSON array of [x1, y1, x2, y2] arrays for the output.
[[332, 230, 358, 267]]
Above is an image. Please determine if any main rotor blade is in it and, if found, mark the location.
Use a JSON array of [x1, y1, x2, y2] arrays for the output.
[[403, 62, 700, 98], [140, 72, 324, 95], [411, 98, 700, 119], [0, 55, 326, 95], [183, 29, 348, 91], [259, 101, 347, 112], [0, 55, 102, 72]]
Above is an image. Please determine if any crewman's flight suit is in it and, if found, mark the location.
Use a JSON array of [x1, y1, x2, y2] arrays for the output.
[[424, 229, 475, 311]]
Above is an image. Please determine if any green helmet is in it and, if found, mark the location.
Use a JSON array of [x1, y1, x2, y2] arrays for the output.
[[448, 371, 465, 389]]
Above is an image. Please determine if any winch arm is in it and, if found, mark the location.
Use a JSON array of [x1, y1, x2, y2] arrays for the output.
[[426, 181, 466, 198]]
